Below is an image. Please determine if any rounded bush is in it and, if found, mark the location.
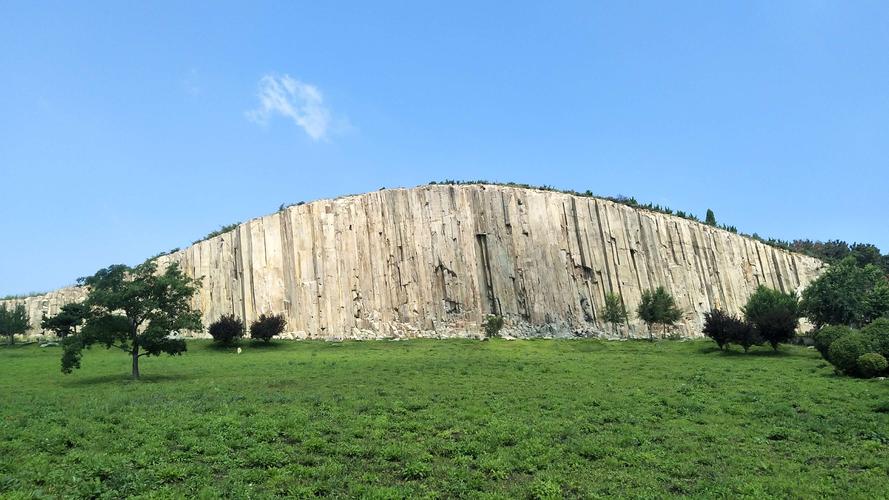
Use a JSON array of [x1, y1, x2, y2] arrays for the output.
[[209, 315, 244, 345], [857, 352, 888, 378], [861, 317, 889, 358], [828, 332, 874, 375], [813, 325, 854, 360], [250, 313, 286, 343]]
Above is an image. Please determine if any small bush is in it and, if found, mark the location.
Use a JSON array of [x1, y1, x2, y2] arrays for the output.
[[529, 478, 562, 499], [828, 332, 874, 376], [702, 309, 738, 350], [861, 317, 889, 358], [208, 315, 244, 345], [857, 353, 888, 378], [482, 315, 504, 338], [250, 314, 286, 343], [813, 325, 854, 360]]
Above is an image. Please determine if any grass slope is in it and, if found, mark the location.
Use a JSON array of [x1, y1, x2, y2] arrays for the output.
[[1, 340, 887, 498]]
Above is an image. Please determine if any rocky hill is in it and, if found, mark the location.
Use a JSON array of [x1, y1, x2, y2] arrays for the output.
[[3, 184, 824, 339]]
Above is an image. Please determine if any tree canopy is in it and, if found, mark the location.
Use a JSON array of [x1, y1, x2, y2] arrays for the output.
[[705, 209, 717, 226], [41, 302, 90, 339], [602, 292, 628, 335], [636, 286, 683, 339], [801, 257, 889, 328], [0, 303, 30, 345], [62, 260, 203, 378], [743, 286, 801, 350]]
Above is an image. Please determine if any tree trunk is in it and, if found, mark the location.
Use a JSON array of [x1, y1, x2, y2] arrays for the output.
[[131, 322, 140, 379], [7, 333, 13, 345], [132, 346, 140, 379]]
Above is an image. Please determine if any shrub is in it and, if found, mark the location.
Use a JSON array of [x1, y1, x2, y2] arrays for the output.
[[857, 353, 888, 378], [208, 315, 244, 345], [731, 319, 762, 353], [601, 292, 628, 335], [828, 332, 874, 376], [813, 325, 854, 360], [250, 314, 286, 343], [743, 286, 801, 350], [482, 315, 504, 338], [702, 309, 737, 350], [701, 309, 761, 352], [637, 286, 683, 339], [860, 317, 889, 358]]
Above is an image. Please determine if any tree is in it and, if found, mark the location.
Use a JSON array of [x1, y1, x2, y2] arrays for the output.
[[636, 286, 683, 340], [702, 308, 735, 350], [705, 209, 717, 226], [801, 257, 889, 328], [61, 260, 202, 379], [41, 302, 90, 339], [481, 314, 504, 338], [743, 286, 801, 350], [250, 313, 286, 343], [849, 243, 883, 269], [730, 318, 762, 353], [602, 292, 628, 336], [209, 315, 245, 345], [0, 303, 30, 345]]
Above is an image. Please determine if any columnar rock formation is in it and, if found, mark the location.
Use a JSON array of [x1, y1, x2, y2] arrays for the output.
[[3, 184, 825, 339]]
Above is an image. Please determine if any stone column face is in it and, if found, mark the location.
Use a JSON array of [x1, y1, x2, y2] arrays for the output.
[[3, 185, 824, 340]]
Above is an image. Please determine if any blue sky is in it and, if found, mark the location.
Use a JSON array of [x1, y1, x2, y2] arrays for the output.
[[2, 1, 888, 295]]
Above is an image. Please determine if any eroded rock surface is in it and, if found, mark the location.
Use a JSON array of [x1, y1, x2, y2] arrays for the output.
[[3, 185, 824, 340]]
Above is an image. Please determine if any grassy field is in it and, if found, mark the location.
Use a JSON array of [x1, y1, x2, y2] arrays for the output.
[[1, 339, 887, 498]]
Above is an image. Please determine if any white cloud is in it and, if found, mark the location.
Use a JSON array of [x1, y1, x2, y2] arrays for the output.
[[247, 74, 332, 141]]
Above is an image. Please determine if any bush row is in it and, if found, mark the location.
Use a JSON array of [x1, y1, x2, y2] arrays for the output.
[[813, 318, 889, 378], [208, 314, 287, 345], [702, 286, 801, 353]]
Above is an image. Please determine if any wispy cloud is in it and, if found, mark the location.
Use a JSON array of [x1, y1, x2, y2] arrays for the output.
[[247, 74, 332, 141]]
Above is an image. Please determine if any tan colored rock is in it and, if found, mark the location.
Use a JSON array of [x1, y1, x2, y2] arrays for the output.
[[3, 185, 825, 339]]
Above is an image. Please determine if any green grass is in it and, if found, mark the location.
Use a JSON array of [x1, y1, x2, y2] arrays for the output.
[[1, 340, 887, 498]]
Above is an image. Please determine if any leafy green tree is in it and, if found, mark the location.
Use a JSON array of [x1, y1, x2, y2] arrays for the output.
[[62, 260, 202, 379], [636, 286, 683, 340], [0, 303, 30, 345], [250, 313, 286, 343], [601, 292, 628, 336], [849, 243, 883, 269], [705, 209, 717, 226], [41, 302, 90, 339], [801, 257, 889, 328], [743, 286, 801, 350]]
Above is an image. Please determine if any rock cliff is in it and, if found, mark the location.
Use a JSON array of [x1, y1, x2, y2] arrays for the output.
[[3, 184, 825, 340]]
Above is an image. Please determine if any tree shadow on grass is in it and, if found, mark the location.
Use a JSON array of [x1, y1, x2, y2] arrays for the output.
[[696, 344, 793, 357], [247, 340, 283, 349], [62, 372, 194, 387], [204, 342, 243, 352]]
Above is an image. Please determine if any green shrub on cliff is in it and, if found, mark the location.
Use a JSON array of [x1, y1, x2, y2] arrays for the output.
[[482, 315, 504, 338]]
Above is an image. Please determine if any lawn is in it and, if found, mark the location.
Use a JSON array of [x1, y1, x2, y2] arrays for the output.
[[1, 339, 887, 498]]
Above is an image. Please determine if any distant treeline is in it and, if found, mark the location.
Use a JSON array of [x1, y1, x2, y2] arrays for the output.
[[429, 180, 889, 272]]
